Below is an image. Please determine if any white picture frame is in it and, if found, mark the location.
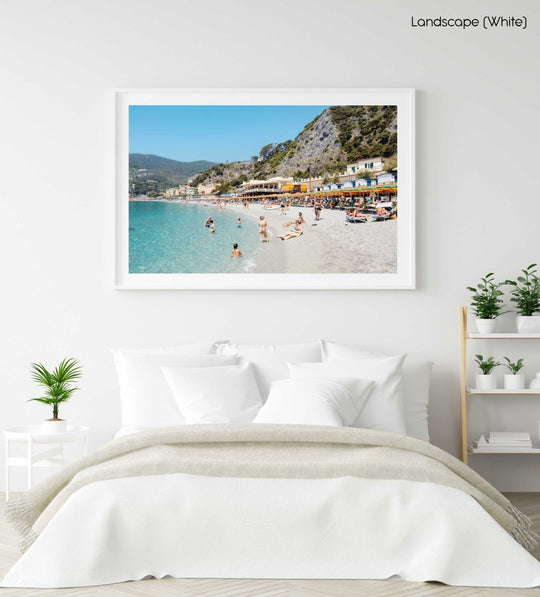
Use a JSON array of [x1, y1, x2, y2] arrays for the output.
[[115, 88, 415, 289]]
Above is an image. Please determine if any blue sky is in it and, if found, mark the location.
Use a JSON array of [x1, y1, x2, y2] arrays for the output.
[[129, 105, 329, 164]]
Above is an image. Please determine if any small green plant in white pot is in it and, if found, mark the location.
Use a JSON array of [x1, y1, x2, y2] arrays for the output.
[[474, 355, 500, 390], [504, 264, 540, 333], [467, 273, 506, 334], [503, 357, 525, 391], [28, 358, 82, 433]]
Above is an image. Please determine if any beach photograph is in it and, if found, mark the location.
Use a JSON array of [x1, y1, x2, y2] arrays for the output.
[[119, 89, 414, 287]]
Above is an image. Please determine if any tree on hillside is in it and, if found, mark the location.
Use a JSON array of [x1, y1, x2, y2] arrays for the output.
[[259, 143, 275, 161], [383, 157, 397, 173], [215, 181, 232, 194], [356, 169, 373, 180]]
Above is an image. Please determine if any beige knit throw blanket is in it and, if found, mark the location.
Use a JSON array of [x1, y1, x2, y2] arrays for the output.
[[6, 424, 538, 553]]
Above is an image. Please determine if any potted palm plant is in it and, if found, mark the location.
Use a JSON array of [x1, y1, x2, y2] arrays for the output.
[[467, 273, 506, 333], [504, 264, 540, 333], [474, 354, 500, 390], [28, 357, 82, 433], [503, 357, 525, 390]]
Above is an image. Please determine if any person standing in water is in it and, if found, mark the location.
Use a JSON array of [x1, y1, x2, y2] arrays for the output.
[[230, 243, 242, 257]]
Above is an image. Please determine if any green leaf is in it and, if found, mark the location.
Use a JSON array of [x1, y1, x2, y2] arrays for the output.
[[28, 358, 82, 417]]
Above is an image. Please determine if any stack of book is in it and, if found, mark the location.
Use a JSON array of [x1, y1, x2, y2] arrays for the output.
[[473, 432, 535, 453]]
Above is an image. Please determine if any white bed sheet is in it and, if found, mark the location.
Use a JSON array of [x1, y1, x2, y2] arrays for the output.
[[3, 474, 540, 588]]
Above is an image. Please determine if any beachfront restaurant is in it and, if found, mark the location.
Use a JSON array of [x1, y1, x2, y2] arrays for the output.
[[236, 176, 294, 197]]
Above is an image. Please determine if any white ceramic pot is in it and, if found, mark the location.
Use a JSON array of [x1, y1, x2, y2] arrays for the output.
[[476, 318, 497, 334], [476, 374, 497, 391], [516, 315, 540, 334], [529, 372, 540, 389], [42, 419, 67, 433], [504, 374, 525, 391]]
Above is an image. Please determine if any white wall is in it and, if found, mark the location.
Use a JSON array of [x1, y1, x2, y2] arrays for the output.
[[1, 0, 539, 491]]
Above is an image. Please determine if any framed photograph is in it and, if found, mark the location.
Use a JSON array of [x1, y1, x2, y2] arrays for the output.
[[115, 88, 415, 289]]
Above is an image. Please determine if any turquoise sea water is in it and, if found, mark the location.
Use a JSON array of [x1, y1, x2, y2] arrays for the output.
[[129, 202, 260, 274]]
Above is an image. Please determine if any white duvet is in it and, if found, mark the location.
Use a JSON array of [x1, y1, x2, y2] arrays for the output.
[[3, 473, 540, 588]]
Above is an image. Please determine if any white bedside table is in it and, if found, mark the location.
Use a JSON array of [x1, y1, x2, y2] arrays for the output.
[[4, 425, 88, 501]]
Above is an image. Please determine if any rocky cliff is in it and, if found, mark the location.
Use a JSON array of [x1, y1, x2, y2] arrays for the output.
[[193, 105, 397, 191]]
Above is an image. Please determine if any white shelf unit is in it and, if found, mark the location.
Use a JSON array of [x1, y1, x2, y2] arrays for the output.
[[459, 307, 540, 464], [467, 389, 540, 396], [472, 448, 540, 454], [468, 333, 540, 339]]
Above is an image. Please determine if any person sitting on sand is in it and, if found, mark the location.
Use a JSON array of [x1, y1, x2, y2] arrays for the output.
[[283, 211, 305, 228], [230, 243, 242, 257], [277, 220, 303, 241], [204, 217, 212, 228], [258, 215, 269, 242]]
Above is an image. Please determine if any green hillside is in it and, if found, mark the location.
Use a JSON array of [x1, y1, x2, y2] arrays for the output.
[[129, 154, 215, 196], [192, 105, 397, 191]]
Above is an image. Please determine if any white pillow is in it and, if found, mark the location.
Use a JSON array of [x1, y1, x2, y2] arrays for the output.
[[253, 377, 374, 427], [111, 348, 237, 429], [320, 340, 433, 442], [162, 360, 263, 424], [216, 341, 323, 399], [288, 355, 407, 435]]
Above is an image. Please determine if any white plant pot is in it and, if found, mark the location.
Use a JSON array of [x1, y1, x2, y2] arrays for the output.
[[504, 374, 525, 391], [529, 372, 540, 389], [516, 315, 540, 334], [42, 419, 67, 434], [476, 318, 497, 334], [476, 374, 497, 391]]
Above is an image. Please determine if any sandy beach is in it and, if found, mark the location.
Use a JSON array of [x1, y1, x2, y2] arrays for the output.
[[226, 202, 397, 274]]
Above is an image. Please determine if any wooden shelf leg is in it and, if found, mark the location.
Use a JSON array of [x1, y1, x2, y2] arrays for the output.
[[459, 306, 469, 465]]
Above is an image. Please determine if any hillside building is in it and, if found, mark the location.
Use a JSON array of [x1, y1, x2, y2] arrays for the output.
[[346, 157, 384, 174], [197, 183, 216, 195]]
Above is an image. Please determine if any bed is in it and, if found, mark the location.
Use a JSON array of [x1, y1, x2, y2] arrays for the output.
[[3, 340, 540, 589]]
